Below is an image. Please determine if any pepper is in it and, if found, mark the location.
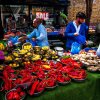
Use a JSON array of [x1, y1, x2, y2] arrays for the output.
[[3, 70, 8, 79], [57, 76, 65, 82], [21, 77, 31, 83], [29, 80, 39, 95], [36, 82, 44, 92], [46, 79, 55, 87]]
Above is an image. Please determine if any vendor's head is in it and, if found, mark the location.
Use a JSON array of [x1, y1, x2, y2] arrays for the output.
[[33, 18, 42, 28], [8, 15, 13, 20], [76, 12, 86, 24]]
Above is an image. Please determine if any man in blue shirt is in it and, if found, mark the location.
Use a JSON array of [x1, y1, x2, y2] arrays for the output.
[[65, 12, 88, 50], [24, 18, 49, 47]]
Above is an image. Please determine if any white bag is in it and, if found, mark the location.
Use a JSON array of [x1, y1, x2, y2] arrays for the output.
[[96, 44, 100, 57]]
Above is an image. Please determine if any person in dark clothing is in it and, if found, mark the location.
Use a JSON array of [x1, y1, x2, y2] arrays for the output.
[[94, 23, 100, 45]]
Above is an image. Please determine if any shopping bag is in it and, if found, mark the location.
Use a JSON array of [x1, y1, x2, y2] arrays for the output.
[[75, 35, 86, 45], [71, 42, 81, 54], [96, 44, 100, 57]]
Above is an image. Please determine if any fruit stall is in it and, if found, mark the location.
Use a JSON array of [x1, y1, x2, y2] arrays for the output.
[[0, 41, 100, 100]]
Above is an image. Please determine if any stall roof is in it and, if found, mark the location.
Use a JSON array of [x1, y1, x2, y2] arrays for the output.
[[0, 0, 70, 6]]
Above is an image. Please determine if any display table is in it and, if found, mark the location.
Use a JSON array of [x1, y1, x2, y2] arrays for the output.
[[1, 72, 100, 100], [25, 72, 100, 100]]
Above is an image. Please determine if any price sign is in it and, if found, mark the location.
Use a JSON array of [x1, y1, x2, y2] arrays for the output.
[[36, 12, 49, 20]]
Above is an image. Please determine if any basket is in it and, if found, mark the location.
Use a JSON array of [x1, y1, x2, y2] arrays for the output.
[[22, 42, 33, 51]]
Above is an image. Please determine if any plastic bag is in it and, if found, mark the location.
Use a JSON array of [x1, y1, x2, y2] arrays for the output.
[[75, 35, 86, 45], [71, 42, 81, 54], [96, 44, 100, 57]]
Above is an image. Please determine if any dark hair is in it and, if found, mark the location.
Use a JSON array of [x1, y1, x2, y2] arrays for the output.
[[76, 12, 86, 19], [8, 14, 12, 18]]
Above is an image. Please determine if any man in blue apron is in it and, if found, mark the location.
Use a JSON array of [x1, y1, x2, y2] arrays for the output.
[[64, 12, 88, 51]]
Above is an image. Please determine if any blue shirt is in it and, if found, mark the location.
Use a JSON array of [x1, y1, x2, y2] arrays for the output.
[[65, 21, 87, 49], [27, 29, 37, 47], [27, 24, 49, 47]]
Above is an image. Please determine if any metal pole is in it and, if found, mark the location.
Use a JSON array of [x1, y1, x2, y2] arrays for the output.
[[1, 5, 4, 27]]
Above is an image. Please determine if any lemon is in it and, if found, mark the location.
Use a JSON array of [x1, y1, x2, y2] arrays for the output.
[[13, 52, 19, 57]]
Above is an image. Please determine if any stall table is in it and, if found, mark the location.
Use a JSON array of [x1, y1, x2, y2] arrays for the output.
[[0, 72, 100, 100], [47, 31, 65, 48]]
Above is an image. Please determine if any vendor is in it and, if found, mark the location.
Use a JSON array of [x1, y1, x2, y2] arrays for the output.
[[24, 18, 49, 47], [64, 12, 87, 50]]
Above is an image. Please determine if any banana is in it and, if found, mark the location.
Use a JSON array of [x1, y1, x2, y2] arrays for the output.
[[0, 43, 5, 50], [42, 46, 49, 50]]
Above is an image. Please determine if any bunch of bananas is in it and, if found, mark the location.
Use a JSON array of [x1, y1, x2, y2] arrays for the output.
[[32, 54, 41, 61], [5, 56, 13, 61], [0, 43, 5, 50], [19, 49, 28, 55], [13, 51, 19, 57], [42, 46, 49, 51]]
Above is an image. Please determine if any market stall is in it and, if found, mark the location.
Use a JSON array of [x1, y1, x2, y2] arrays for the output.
[[0, 39, 100, 100]]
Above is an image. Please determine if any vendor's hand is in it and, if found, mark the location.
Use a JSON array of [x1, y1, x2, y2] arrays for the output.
[[32, 38, 36, 41], [18, 36, 27, 42], [74, 33, 79, 36]]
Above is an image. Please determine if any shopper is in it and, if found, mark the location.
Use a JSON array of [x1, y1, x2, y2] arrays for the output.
[[95, 23, 100, 57], [64, 12, 87, 50], [22, 18, 49, 47], [6, 15, 16, 32]]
